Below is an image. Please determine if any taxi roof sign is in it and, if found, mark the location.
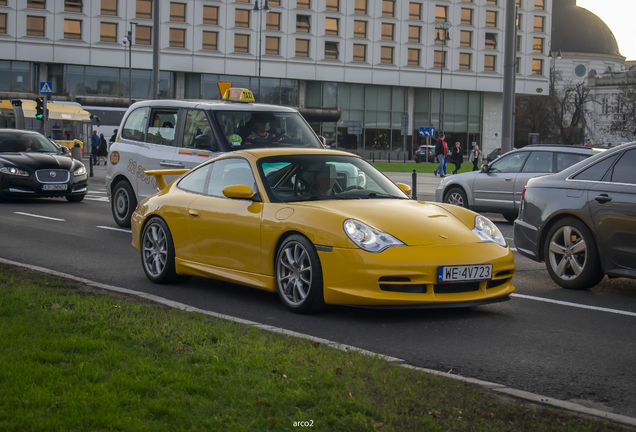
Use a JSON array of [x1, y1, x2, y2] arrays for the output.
[[222, 87, 255, 103]]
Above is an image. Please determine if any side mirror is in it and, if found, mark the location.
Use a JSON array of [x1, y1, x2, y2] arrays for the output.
[[222, 184, 260, 201], [480, 164, 489, 173], [59, 146, 70, 155], [318, 135, 327, 147], [396, 182, 412, 196], [195, 134, 217, 151]]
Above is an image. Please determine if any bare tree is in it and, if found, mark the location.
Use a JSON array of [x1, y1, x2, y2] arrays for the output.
[[606, 74, 636, 142]]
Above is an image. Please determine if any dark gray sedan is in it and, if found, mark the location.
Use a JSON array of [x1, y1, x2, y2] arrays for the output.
[[514, 142, 636, 290]]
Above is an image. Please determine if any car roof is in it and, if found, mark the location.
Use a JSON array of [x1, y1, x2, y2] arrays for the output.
[[229, 147, 360, 159], [519, 144, 599, 153], [128, 99, 299, 113]]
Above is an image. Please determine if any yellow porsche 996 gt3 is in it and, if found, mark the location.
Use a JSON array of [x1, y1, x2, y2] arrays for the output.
[[131, 148, 515, 314]]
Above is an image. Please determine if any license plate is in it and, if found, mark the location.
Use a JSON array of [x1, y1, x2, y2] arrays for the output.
[[438, 264, 492, 283], [42, 184, 68, 191]]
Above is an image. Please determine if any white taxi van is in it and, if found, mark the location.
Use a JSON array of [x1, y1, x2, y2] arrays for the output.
[[106, 85, 325, 227]]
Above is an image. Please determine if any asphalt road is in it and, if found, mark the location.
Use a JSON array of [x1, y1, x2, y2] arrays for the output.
[[1, 166, 635, 419]]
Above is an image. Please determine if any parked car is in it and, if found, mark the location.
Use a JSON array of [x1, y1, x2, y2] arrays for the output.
[[487, 148, 501, 163], [514, 142, 636, 290], [414, 144, 436, 163], [435, 145, 602, 222], [0, 129, 87, 202]]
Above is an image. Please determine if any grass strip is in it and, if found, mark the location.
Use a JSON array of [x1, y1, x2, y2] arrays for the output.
[[373, 162, 476, 174], [0, 264, 628, 432]]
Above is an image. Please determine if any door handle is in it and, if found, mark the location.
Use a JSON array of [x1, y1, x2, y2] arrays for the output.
[[188, 209, 200, 218], [160, 161, 185, 168], [504, 178, 512, 182], [594, 194, 612, 204]]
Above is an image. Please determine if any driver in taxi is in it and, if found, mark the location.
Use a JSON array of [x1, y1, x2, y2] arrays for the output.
[[245, 113, 277, 144]]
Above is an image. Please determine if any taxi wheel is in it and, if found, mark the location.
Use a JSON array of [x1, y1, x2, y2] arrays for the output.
[[275, 235, 326, 314], [141, 217, 191, 284], [112, 180, 137, 228], [444, 187, 468, 208]]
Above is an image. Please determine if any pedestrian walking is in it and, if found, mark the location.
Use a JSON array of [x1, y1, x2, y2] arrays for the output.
[[469, 144, 483, 171], [450, 142, 464, 174], [98, 133, 108, 165], [110, 128, 118, 146], [433, 132, 448, 177], [90, 130, 100, 166]]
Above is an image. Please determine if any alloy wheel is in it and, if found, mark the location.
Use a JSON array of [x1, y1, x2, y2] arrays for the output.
[[548, 225, 587, 281], [142, 223, 168, 277], [277, 241, 312, 306]]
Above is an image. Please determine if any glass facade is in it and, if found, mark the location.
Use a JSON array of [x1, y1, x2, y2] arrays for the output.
[[0, 61, 37, 92]]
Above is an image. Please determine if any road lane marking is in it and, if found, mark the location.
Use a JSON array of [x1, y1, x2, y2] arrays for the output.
[[14, 212, 65, 222], [97, 226, 132, 233], [510, 247, 517, 251], [511, 293, 636, 317]]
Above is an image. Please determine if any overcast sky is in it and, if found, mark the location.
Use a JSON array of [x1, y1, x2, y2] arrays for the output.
[[576, 0, 636, 61]]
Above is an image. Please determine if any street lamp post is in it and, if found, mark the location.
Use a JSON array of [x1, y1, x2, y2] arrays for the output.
[[548, 42, 561, 142], [435, 21, 452, 133], [123, 22, 138, 105], [253, 0, 270, 102]]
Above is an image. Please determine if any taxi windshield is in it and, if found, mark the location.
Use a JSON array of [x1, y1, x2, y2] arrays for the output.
[[214, 111, 322, 150]]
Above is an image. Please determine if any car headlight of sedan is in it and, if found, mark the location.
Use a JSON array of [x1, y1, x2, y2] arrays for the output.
[[343, 219, 405, 253], [0, 166, 29, 176], [472, 215, 507, 247], [74, 166, 86, 176]]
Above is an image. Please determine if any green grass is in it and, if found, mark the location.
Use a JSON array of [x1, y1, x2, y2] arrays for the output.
[[0, 264, 629, 432], [372, 162, 475, 174]]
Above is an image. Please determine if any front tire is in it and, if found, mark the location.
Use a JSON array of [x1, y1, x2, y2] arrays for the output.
[[141, 217, 191, 284], [275, 235, 325, 314], [543, 217, 604, 290], [444, 187, 468, 208], [111, 180, 137, 228]]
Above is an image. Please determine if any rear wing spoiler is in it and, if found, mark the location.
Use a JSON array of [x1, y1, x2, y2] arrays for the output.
[[144, 169, 190, 190]]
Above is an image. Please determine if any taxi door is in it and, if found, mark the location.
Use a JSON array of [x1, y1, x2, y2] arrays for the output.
[[170, 108, 223, 171]]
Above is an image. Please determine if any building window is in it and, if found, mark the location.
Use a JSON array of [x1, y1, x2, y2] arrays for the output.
[[533, 37, 543, 53], [100, 22, 117, 42], [234, 34, 249, 52], [27, 16, 45, 36], [460, 53, 472, 69], [381, 23, 394, 40], [136, 25, 151, 45], [169, 28, 185, 47], [535, 0, 545, 10], [516, 57, 521, 73], [64, 19, 81, 39], [408, 26, 420, 43], [534, 15, 544, 32], [235, 10, 250, 27], [517, 35, 522, 51], [602, 96, 609, 114], [462, 0, 474, 2], [435, 29, 447, 45], [532, 59, 543, 75], [354, 20, 366, 38], [325, 18, 338, 35], [203, 6, 218, 25], [517, 0, 522, 7], [267, 12, 281, 30], [486, 0, 497, 4], [236, 0, 249, 2], [484, 54, 496, 71], [297, 0, 310, 8], [407, 48, 420, 65], [353, 44, 366, 61], [434, 50, 446, 68], [382, 0, 394, 17], [355, 0, 367, 14], [435, 6, 447, 22], [101, 0, 117, 16], [409, 3, 421, 20], [461, 8, 473, 25], [486, 11, 497, 27], [65, 0, 82, 12], [325, 41, 338, 59], [27, 0, 45, 9], [296, 15, 310, 32], [326, 0, 339, 12], [296, 39, 309, 57], [460, 30, 472, 47], [485, 33, 497, 49], [266, 36, 280, 54], [137, 0, 152, 19], [517, 14, 522, 30], [202, 31, 218, 50], [0, 14, 6, 34], [170, 3, 185, 22], [380, 46, 393, 64], [269, 0, 280, 5]]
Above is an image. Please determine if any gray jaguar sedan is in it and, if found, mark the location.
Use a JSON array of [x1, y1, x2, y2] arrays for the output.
[[514, 142, 636, 290]]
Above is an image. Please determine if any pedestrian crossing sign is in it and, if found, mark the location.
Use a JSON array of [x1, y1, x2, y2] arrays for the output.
[[39, 82, 53, 94]]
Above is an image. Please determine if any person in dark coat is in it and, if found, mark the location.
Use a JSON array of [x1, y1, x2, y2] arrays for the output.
[[433, 132, 448, 177], [98, 133, 108, 165], [90, 130, 100, 166], [110, 128, 118, 145], [450, 142, 464, 174]]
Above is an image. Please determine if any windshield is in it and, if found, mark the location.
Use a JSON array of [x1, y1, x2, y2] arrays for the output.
[[258, 155, 409, 203], [214, 111, 322, 150], [0, 133, 60, 153]]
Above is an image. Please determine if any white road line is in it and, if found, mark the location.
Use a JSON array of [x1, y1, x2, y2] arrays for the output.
[[14, 212, 65, 222], [511, 293, 636, 317], [510, 247, 517, 251], [97, 225, 132, 233]]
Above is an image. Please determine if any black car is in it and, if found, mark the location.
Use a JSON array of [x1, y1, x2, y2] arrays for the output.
[[0, 129, 87, 202], [414, 144, 436, 163], [514, 142, 636, 290], [486, 147, 501, 163]]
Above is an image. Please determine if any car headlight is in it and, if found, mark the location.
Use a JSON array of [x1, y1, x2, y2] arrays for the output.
[[343, 219, 405, 253], [74, 166, 86, 176], [0, 166, 29, 176], [472, 215, 507, 247]]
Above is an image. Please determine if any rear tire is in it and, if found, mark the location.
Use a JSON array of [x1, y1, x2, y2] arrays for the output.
[[111, 180, 137, 228], [444, 187, 468, 208], [141, 217, 191, 284]]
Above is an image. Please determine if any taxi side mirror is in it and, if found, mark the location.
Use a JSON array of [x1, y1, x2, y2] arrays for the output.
[[396, 182, 412, 196]]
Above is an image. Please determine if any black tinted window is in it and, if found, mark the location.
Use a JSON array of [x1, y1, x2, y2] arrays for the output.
[[556, 152, 588, 172], [572, 153, 619, 181], [610, 149, 636, 185]]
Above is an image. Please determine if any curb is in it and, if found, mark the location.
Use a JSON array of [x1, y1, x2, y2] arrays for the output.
[[1, 256, 634, 428]]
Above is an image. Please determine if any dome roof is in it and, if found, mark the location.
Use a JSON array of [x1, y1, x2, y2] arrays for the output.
[[551, 0, 622, 57]]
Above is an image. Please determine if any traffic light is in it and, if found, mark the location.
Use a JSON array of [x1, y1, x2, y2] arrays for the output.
[[35, 97, 44, 120]]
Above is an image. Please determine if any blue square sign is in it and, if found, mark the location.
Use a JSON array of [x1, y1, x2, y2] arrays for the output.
[[419, 127, 435, 137], [39, 82, 53, 94]]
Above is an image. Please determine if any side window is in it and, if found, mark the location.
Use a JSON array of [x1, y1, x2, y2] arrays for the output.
[[178, 164, 212, 194], [572, 154, 619, 181], [521, 151, 553, 173], [206, 158, 256, 198], [489, 152, 528, 173], [147, 110, 179, 146], [610, 149, 636, 185], [121, 108, 147, 141], [556, 152, 588, 172], [183, 110, 215, 150]]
